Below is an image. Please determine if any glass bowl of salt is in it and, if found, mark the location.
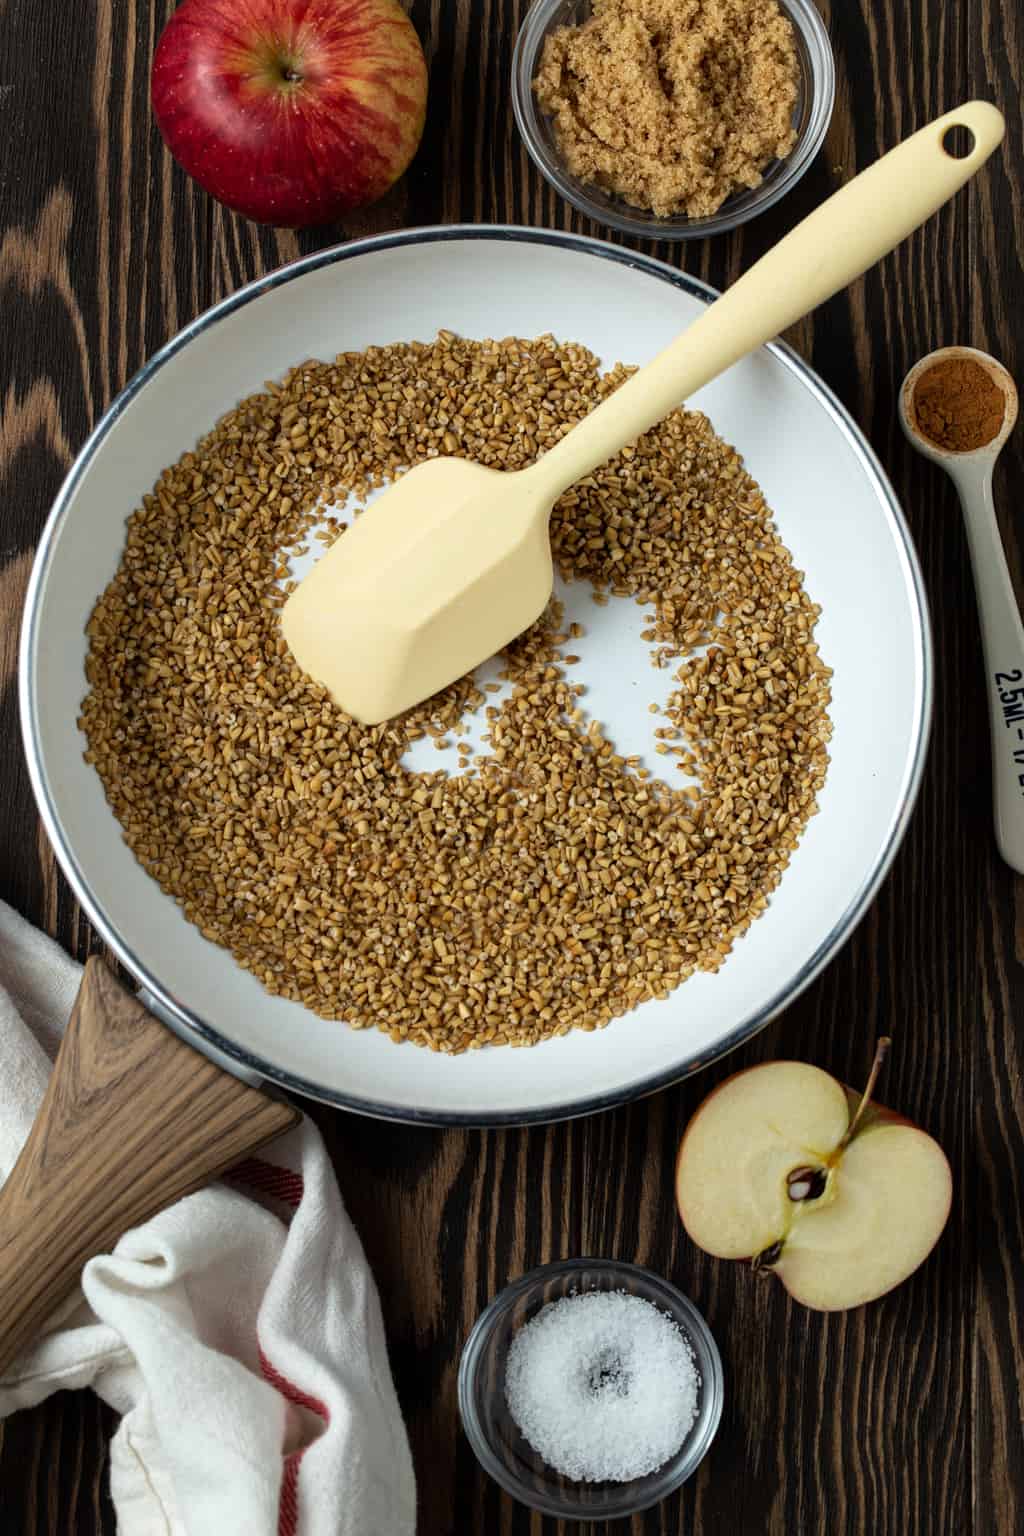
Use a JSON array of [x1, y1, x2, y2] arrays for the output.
[[457, 1257, 724, 1519]]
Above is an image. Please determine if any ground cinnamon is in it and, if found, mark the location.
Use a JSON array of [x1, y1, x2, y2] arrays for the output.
[[912, 357, 1005, 453]]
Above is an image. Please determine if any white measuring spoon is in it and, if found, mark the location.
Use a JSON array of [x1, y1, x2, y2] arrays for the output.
[[899, 346, 1024, 873]]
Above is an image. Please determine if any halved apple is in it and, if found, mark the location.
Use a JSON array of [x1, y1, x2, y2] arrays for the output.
[[675, 1045, 952, 1311]]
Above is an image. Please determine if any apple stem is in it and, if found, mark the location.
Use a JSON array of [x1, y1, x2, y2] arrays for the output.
[[836, 1036, 891, 1154]]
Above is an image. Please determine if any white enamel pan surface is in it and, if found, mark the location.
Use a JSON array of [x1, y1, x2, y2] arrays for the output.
[[19, 228, 931, 1125]]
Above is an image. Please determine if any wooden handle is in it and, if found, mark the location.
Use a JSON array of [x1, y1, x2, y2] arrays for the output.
[[0, 958, 299, 1376], [531, 100, 1005, 499]]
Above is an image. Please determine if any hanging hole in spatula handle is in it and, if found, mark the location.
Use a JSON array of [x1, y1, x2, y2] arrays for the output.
[[942, 123, 976, 159], [0, 958, 299, 1378]]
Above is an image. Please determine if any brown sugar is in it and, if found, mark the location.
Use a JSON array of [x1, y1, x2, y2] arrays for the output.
[[912, 356, 1006, 453], [532, 0, 799, 219]]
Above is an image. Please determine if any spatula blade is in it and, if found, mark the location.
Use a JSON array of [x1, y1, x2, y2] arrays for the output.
[[282, 457, 554, 724]]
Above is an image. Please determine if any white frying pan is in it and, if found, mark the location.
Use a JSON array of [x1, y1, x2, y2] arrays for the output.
[[19, 228, 931, 1127]]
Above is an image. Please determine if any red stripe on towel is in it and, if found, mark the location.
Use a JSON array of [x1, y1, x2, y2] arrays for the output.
[[259, 1348, 330, 1420], [229, 1157, 321, 1535], [228, 1157, 305, 1210], [259, 1347, 331, 1536], [278, 1453, 301, 1536]]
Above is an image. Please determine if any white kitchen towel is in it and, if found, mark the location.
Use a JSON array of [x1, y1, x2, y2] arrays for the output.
[[0, 899, 416, 1536]]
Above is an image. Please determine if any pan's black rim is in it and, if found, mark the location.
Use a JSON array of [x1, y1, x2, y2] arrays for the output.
[[19, 224, 933, 1127]]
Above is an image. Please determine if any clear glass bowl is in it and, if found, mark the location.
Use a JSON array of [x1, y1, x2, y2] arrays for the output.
[[512, 0, 836, 241], [457, 1258, 724, 1519]]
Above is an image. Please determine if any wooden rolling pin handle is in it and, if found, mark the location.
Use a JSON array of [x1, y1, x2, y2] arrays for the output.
[[0, 958, 299, 1378]]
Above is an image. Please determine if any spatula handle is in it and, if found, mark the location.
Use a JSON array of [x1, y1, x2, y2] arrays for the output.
[[530, 101, 1004, 500], [0, 958, 298, 1378]]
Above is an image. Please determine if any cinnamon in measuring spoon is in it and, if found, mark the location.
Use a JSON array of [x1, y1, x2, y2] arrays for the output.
[[912, 357, 1006, 452]]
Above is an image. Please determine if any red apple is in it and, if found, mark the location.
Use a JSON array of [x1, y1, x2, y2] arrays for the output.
[[675, 1041, 953, 1310], [151, 0, 428, 227]]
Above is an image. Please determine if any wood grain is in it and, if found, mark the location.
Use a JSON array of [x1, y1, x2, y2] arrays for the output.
[[0, 959, 298, 1376], [1, 0, 1023, 1530]]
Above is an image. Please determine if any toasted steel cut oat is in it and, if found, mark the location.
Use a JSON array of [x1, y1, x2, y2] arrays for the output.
[[80, 333, 831, 1053]]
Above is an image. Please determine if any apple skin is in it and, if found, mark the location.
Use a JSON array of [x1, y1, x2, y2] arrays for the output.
[[151, 0, 428, 227], [675, 1059, 953, 1312]]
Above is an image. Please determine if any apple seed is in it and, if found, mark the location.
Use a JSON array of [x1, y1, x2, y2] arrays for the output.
[[786, 1165, 828, 1202], [752, 1238, 784, 1272]]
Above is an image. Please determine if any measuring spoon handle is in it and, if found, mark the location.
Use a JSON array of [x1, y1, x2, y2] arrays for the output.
[[954, 468, 1024, 874], [531, 101, 1005, 501]]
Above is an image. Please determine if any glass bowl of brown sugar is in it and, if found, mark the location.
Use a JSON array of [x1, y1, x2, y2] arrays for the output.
[[512, 0, 835, 241]]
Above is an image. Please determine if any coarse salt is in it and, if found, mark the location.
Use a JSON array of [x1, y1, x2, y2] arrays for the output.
[[504, 1290, 699, 1483]]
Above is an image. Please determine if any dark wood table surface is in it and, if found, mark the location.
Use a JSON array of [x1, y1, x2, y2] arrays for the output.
[[2, 0, 1023, 1531]]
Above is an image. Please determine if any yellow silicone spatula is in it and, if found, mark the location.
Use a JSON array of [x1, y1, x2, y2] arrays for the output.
[[283, 102, 1003, 725]]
